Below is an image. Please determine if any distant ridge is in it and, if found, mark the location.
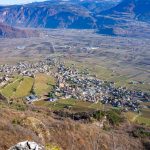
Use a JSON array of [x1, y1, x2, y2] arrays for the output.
[[0, 22, 39, 38], [0, 0, 119, 29], [97, 0, 150, 37], [0, 0, 150, 37], [100, 0, 150, 23]]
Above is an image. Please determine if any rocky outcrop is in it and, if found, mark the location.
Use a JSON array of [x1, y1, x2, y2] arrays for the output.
[[9, 141, 44, 150], [22, 117, 50, 144]]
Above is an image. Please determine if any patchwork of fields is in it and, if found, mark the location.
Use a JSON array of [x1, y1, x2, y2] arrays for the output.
[[65, 59, 150, 93], [0, 74, 56, 99], [0, 61, 149, 127], [0, 76, 23, 98]]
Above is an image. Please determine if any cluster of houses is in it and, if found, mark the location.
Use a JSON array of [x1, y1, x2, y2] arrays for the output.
[[26, 94, 38, 103], [129, 80, 145, 85], [49, 64, 150, 112], [0, 58, 56, 77], [0, 75, 11, 87], [0, 58, 149, 112]]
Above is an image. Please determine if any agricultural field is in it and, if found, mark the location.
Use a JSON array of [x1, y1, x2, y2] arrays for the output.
[[136, 115, 150, 127], [0, 76, 34, 98], [125, 108, 150, 127], [35, 98, 105, 112], [13, 77, 34, 98], [65, 59, 150, 93], [0, 76, 23, 98], [0, 74, 56, 98], [34, 73, 56, 96]]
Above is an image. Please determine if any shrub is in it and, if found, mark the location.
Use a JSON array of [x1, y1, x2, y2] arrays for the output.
[[93, 110, 105, 121], [107, 110, 124, 126], [103, 123, 111, 131], [132, 127, 150, 138], [12, 118, 22, 125], [11, 103, 27, 111]]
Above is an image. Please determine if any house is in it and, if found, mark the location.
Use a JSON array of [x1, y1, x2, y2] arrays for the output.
[[26, 95, 38, 102], [48, 98, 57, 102]]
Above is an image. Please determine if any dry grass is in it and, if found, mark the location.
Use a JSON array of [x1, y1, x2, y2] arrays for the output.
[[13, 77, 34, 98], [34, 74, 56, 96], [1, 77, 23, 98], [0, 102, 148, 150]]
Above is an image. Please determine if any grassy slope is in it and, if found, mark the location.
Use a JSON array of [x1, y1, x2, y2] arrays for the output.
[[34, 74, 56, 96], [1, 76, 23, 98], [35, 99, 104, 112], [1, 73, 56, 98], [125, 110, 150, 127], [0, 103, 146, 150], [35, 98, 150, 126], [13, 77, 34, 98]]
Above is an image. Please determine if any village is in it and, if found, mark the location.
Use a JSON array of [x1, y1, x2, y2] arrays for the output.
[[48, 64, 149, 112], [0, 57, 150, 112], [0, 57, 55, 78]]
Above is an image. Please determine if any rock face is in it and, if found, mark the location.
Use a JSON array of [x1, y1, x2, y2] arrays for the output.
[[0, 22, 39, 38], [9, 141, 44, 150]]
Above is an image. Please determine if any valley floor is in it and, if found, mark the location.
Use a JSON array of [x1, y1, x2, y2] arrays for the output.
[[0, 29, 150, 149]]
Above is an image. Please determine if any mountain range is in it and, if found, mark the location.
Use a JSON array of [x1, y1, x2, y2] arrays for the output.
[[0, 0, 150, 38], [97, 0, 150, 37]]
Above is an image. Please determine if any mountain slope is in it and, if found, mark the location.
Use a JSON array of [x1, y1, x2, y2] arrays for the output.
[[0, 100, 149, 150], [134, 0, 150, 23], [0, 0, 150, 38], [96, 0, 150, 37], [0, 0, 119, 29], [0, 22, 38, 38], [100, 0, 150, 22], [0, 3, 96, 29]]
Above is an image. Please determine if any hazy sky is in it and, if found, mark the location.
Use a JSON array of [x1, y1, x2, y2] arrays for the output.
[[0, 0, 47, 5]]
